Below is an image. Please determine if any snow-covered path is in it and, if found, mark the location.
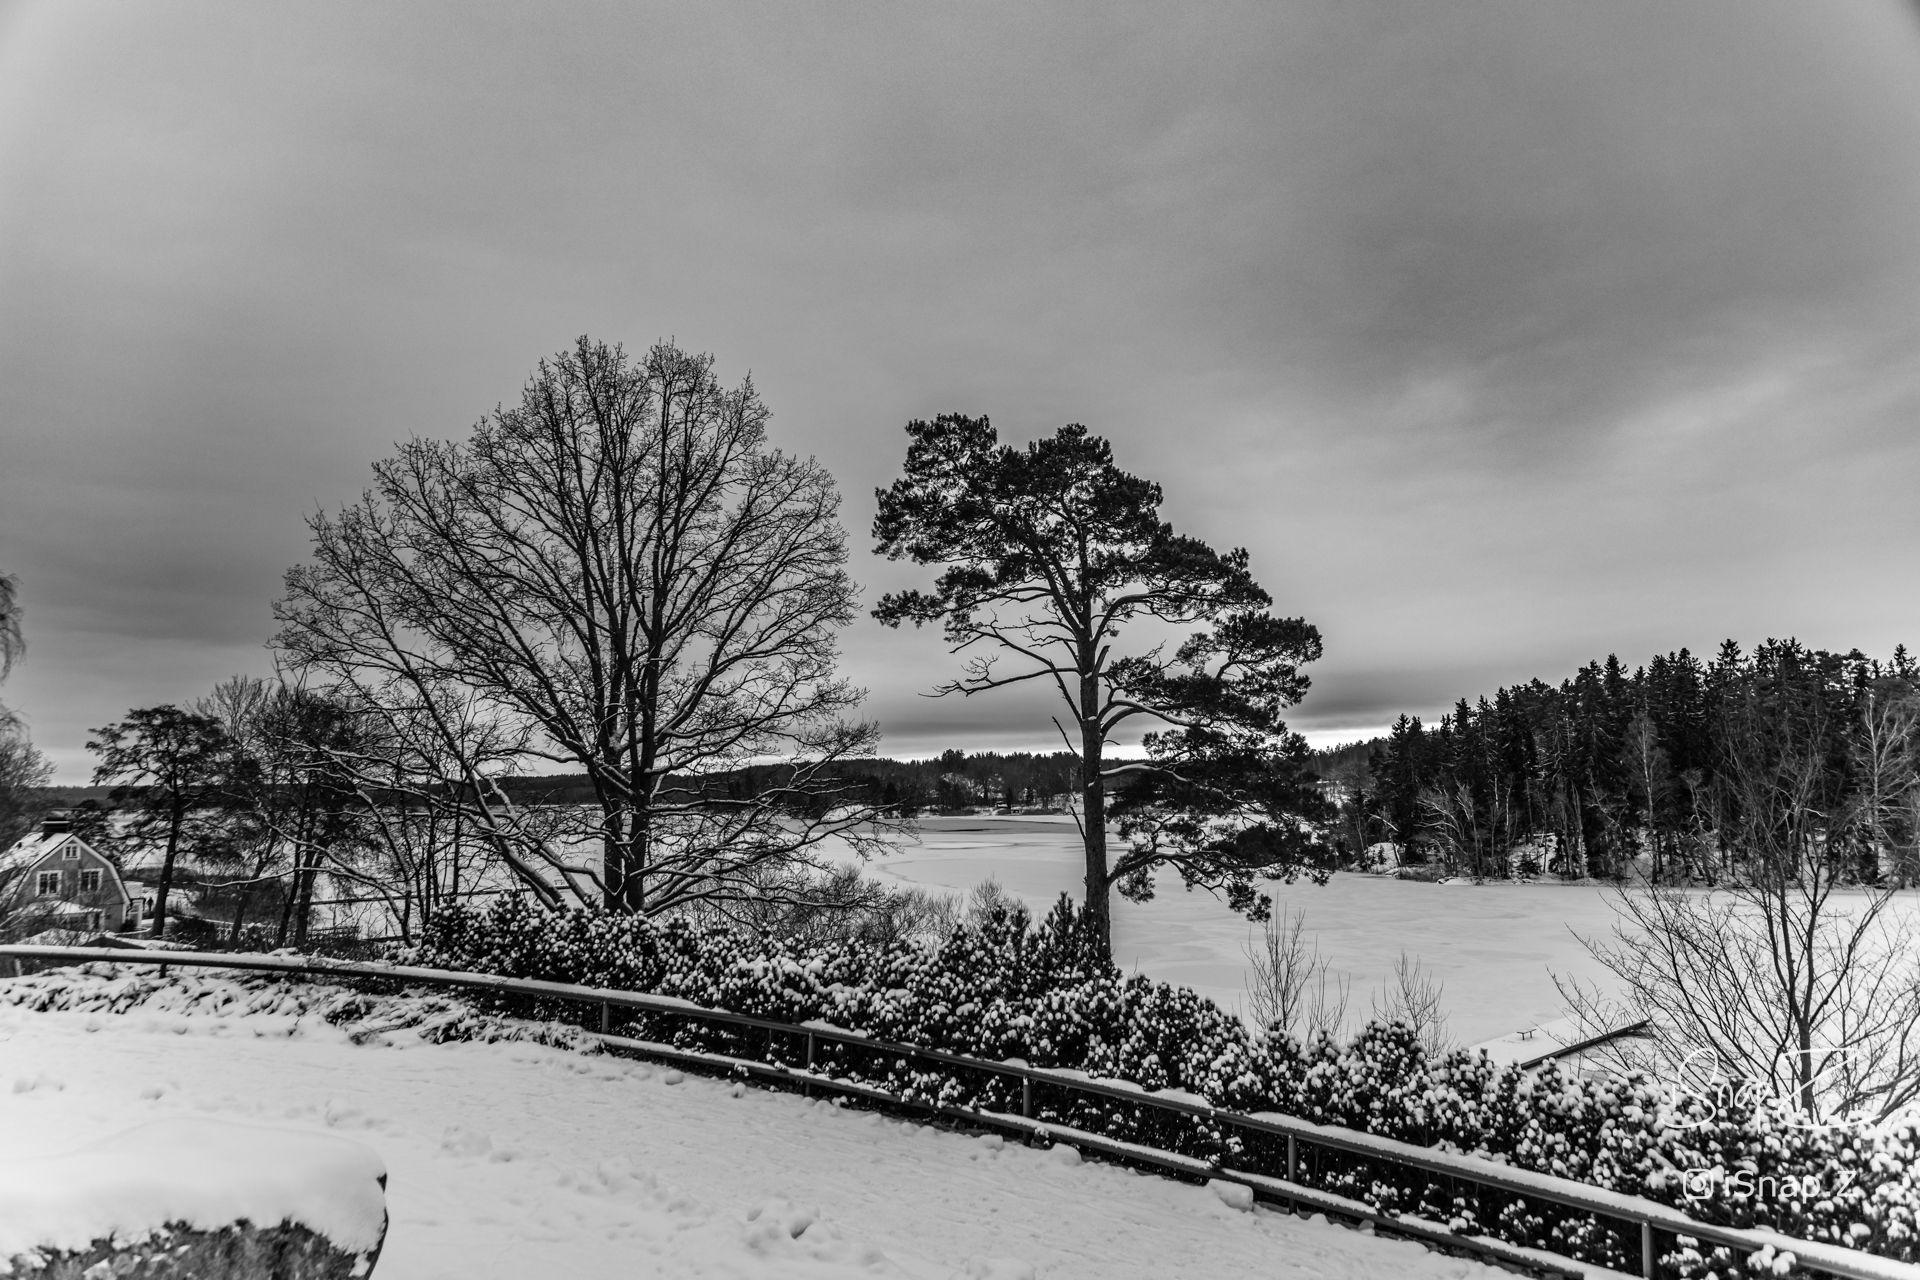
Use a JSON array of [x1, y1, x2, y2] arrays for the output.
[[0, 995, 1503, 1279]]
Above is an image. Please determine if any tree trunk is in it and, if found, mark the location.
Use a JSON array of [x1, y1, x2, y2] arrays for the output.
[[276, 792, 314, 947], [1078, 672, 1111, 960], [149, 799, 182, 939], [629, 803, 651, 915], [293, 850, 314, 950], [275, 871, 296, 947], [228, 890, 251, 945], [227, 847, 274, 945], [601, 802, 627, 912]]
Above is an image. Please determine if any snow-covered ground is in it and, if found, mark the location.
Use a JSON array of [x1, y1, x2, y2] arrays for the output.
[[0, 979, 1507, 1280]]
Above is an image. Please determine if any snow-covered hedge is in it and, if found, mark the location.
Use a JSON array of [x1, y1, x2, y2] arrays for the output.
[[407, 894, 1920, 1277], [0, 963, 605, 1056]]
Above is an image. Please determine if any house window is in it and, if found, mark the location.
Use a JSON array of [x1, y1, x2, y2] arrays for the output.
[[79, 869, 102, 893], [61, 845, 79, 860], [36, 870, 60, 895]]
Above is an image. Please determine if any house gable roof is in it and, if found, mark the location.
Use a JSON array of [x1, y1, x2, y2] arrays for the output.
[[1, 830, 124, 887]]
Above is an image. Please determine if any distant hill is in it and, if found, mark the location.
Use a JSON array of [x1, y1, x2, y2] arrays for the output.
[[38, 784, 116, 805]]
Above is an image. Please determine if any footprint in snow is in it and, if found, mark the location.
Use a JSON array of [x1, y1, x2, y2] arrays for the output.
[[952, 1258, 1037, 1280], [742, 1198, 820, 1254], [440, 1126, 494, 1159]]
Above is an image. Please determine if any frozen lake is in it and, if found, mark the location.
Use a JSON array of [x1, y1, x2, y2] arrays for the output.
[[870, 816, 1622, 1047], [870, 817, 1920, 1053]]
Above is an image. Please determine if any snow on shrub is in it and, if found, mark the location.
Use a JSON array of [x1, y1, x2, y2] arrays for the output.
[[402, 893, 1920, 1276], [0, 963, 604, 1055]]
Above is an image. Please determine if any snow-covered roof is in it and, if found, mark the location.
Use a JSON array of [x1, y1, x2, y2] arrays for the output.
[[9, 811, 215, 878], [2, 829, 132, 905], [1, 830, 63, 876]]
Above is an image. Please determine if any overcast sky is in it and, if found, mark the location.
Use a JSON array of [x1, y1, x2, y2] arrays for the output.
[[4, 1, 1920, 782]]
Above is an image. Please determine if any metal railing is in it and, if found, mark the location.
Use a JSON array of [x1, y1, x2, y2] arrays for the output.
[[1515, 1019, 1653, 1069], [2, 944, 1911, 1280]]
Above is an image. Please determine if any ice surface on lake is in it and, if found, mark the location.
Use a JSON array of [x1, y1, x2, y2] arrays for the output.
[[867, 816, 1920, 1049], [860, 816, 1627, 1045]]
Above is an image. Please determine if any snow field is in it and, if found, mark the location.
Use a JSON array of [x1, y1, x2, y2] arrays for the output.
[[0, 978, 1508, 1279]]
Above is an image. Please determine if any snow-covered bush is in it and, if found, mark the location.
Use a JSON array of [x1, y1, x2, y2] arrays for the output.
[[0, 963, 604, 1055], [400, 894, 1920, 1275]]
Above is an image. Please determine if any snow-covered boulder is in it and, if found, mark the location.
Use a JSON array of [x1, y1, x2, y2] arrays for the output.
[[0, 1118, 387, 1278], [1356, 842, 1403, 873]]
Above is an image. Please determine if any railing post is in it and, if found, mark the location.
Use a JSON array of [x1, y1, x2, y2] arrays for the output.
[[600, 1001, 609, 1034], [805, 1031, 815, 1098], [1021, 1075, 1032, 1119], [1641, 1220, 1656, 1280], [1287, 1134, 1298, 1182]]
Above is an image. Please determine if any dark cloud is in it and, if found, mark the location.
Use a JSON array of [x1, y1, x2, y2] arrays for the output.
[[4, 1, 1920, 777]]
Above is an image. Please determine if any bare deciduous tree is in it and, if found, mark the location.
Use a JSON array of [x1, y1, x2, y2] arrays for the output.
[[1563, 688, 1920, 1124], [276, 337, 891, 916], [0, 574, 55, 859], [1243, 906, 1352, 1043], [0, 572, 24, 736], [0, 731, 57, 941], [1624, 708, 1672, 882], [681, 863, 960, 950], [0, 573, 21, 682], [335, 684, 572, 935], [1851, 683, 1920, 887], [1370, 949, 1453, 1058], [1418, 783, 1482, 878]]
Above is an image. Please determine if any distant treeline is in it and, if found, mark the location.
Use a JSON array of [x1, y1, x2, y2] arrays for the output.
[[1313, 638, 1920, 882], [497, 750, 1101, 816], [36, 750, 1135, 822]]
